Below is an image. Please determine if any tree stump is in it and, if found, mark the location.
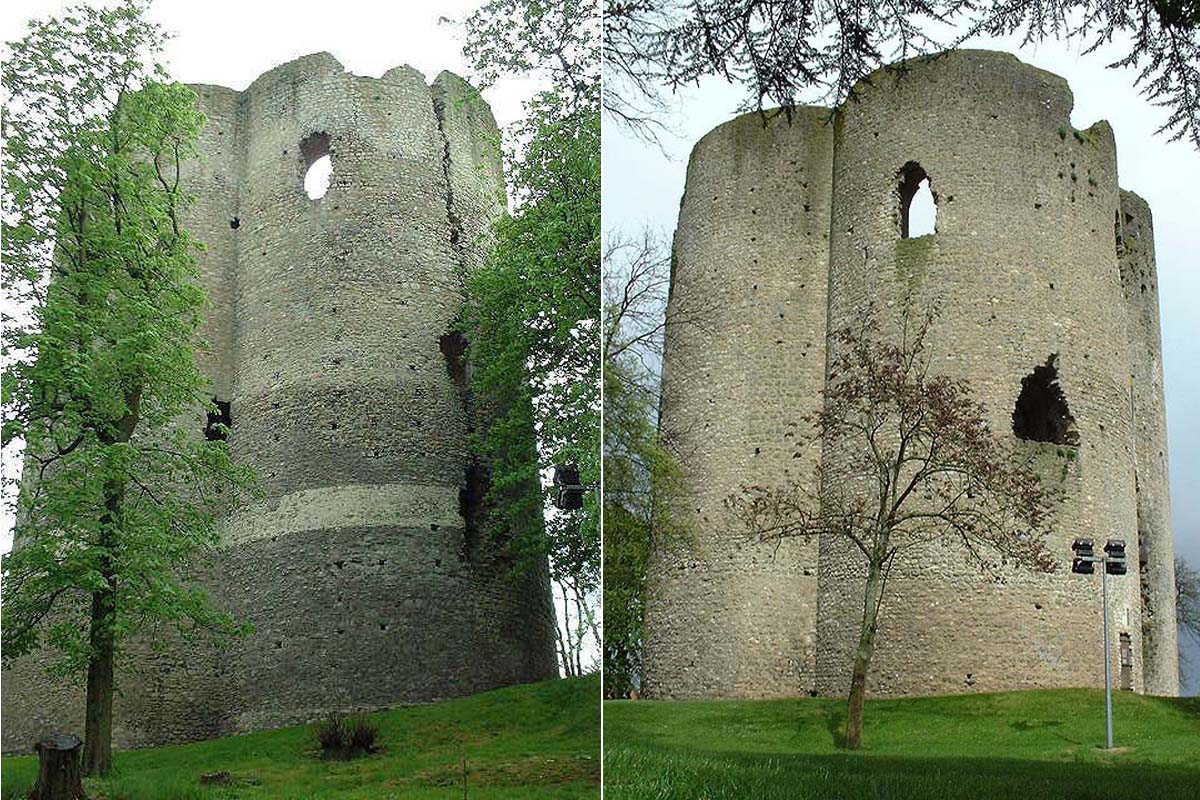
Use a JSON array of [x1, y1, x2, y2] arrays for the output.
[[31, 733, 86, 800]]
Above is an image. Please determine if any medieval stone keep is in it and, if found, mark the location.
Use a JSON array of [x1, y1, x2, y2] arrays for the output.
[[2, 53, 557, 752], [647, 50, 1179, 701]]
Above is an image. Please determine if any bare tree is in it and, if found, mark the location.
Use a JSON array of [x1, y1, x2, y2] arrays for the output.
[[548, 513, 601, 677], [603, 229, 708, 697], [1178, 556, 1200, 641], [604, 0, 1200, 148], [726, 310, 1056, 749], [1177, 555, 1200, 689]]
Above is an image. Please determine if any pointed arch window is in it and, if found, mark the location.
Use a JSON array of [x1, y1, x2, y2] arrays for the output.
[[897, 161, 937, 238]]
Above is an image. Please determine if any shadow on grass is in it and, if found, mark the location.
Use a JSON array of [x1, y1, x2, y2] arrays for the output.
[[605, 744, 1200, 800], [1163, 696, 1200, 716], [1009, 718, 1063, 731], [822, 706, 846, 749]]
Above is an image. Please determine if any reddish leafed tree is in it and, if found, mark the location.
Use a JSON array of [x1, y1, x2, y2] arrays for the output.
[[726, 309, 1057, 750]]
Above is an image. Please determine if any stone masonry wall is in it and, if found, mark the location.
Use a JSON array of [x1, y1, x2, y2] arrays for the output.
[[646, 109, 833, 698], [1, 53, 557, 753], [649, 49, 1178, 701], [819, 50, 1141, 697], [1118, 190, 1180, 694]]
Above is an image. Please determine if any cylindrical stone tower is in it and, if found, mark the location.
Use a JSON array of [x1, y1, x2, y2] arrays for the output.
[[646, 109, 834, 698], [648, 49, 1179, 701], [1117, 190, 1180, 694], [1, 53, 557, 752], [818, 50, 1142, 697]]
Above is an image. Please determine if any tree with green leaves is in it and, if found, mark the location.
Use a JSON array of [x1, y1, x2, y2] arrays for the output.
[[460, 0, 601, 674], [2, 1, 256, 775]]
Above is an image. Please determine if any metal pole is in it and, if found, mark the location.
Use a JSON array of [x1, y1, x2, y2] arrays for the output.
[[1102, 561, 1113, 749]]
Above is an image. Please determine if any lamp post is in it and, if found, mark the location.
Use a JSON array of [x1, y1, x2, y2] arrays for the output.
[[1071, 537, 1127, 750], [551, 463, 598, 510]]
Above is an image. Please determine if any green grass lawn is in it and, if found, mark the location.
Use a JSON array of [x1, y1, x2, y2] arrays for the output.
[[604, 689, 1200, 799], [3, 675, 599, 800]]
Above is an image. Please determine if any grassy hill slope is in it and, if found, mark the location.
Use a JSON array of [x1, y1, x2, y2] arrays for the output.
[[605, 689, 1200, 799], [3, 675, 599, 800]]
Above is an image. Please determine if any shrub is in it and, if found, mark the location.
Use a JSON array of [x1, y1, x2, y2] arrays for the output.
[[347, 718, 379, 755], [314, 714, 379, 760]]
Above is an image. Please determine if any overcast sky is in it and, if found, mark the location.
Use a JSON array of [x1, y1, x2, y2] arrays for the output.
[[0, 0, 539, 126], [603, 29, 1199, 691]]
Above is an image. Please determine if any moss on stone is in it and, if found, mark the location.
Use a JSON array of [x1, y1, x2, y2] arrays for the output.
[[895, 235, 934, 292], [1015, 438, 1080, 485]]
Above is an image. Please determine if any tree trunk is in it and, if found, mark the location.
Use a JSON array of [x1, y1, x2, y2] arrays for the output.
[[83, 401, 138, 777], [845, 558, 885, 750], [82, 580, 116, 777], [31, 733, 86, 800], [83, 483, 122, 777]]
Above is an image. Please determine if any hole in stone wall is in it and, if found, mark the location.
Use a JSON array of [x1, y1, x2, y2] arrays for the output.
[[897, 161, 937, 238], [439, 331, 469, 388], [1012, 356, 1079, 445], [459, 460, 489, 558], [205, 398, 232, 441], [300, 131, 332, 200]]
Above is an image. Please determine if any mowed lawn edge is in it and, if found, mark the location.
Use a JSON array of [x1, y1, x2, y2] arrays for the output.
[[2, 675, 600, 800], [603, 689, 1200, 800]]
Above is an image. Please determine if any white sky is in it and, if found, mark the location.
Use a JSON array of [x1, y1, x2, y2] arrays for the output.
[[0, 0, 539, 126], [602, 29, 1200, 690]]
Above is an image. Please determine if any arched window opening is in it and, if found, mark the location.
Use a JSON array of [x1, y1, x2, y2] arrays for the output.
[[300, 131, 332, 200], [1012, 357, 1078, 445], [897, 161, 937, 238]]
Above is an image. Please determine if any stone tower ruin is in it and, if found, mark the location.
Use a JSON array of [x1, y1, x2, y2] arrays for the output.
[[2, 53, 557, 752], [647, 50, 1179, 700]]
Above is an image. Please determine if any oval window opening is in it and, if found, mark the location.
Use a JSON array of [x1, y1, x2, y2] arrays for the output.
[[304, 154, 332, 200], [300, 131, 332, 200]]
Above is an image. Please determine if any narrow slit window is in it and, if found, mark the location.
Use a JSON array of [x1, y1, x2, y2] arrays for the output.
[[1118, 632, 1133, 690], [897, 161, 937, 238], [205, 398, 232, 442], [300, 131, 332, 200]]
